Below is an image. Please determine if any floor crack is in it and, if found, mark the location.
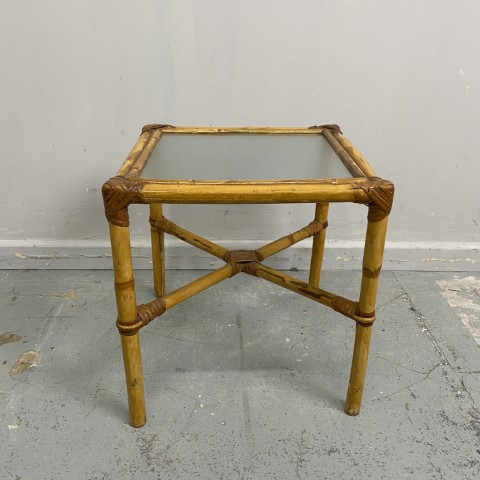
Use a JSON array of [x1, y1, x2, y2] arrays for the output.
[[460, 375, 480, 417], [392, 272, 450, 366], [367, 363, 443, 403], [375, 354, 433, 375], [376, 292, 405, 312]]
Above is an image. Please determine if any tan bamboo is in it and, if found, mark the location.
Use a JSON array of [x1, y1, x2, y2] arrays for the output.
[[109, 222, 146, 427], [357, 216, 389, 315], [344, 324, 372, 415], [150, 204, 165, 297], [322, 129, 365, 178], [309, 203, 329, 286], [142, 177, 368, 186], [253, 263, 337, 310], [120, 334, 146, 427], [141, 179, 369, 204], [106, 124, 394, 426], [333, 132, 377, 177], [154, 126, 327, 135], [157, 218, 229, 260], [256, 223, 323, 260], [116, 131, 152, 177], [126, 129, 163, 178], [344, 213, 389, 416], [163, 265, 233, 311]]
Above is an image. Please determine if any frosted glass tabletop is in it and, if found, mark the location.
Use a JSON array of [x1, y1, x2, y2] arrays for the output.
[[141, 134, 352, 181]]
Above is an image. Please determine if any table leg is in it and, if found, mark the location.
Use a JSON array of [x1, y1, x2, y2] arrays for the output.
[[345, 213, 389, 415], [150, 204, 165, 297], [309, 202, 329, 287], [109, 221, 146, 427]]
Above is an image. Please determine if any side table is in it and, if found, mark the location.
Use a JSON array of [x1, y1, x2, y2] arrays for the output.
[[102, 124, 394, 427]]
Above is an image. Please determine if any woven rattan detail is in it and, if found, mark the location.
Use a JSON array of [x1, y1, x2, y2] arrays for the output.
[[137, 298, 167, 325], [356, 177, 395, 222], [305, 220, 328, 236], [331, 296, 359, 319], [225, 250, 264, 276], [102, 177, 146, 226], [242, 262, 259, 276], [116, 298, 167, 336], [150, 216, 174, 233], [141, 124, 174, 133], [309, 124, 343, 134], [225, 250, 264, 264]]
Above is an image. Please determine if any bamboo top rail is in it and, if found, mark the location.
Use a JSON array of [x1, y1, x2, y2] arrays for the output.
[[105, 124, 392, 225], [141, 125, 329, 135], [115, 124, 378, 181]]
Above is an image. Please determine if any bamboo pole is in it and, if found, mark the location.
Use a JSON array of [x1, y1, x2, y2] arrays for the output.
[[333, 132, 377, 177], [126, 129, 163, 178], [345, 324, 372, 414], [322, 129, 365, 178], [120, 334, 145, 427], [116, 131, 152, 177], [163, 265, 233, 311], [141, 179, 369, 204], [254, 263, 337, 310], [344, 213, 389, 416], [309, 203, 329, 287], [256, 222, 323, 260], [150, 204, 165, 298], [357, 216, 389, 315], [109, 221, 146, 427], [157, 218, 229, 260], [153, 126, 327, 135]]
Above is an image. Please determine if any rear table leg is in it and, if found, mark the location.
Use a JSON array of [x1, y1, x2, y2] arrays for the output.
[[309, 202, 329, 287], [150, 204, 165, 298]]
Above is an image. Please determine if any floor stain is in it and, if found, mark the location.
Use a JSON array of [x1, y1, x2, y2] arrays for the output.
[[62, 290, 78, 300], [9, 351, 40, 376], [10, 288, 18, 302], [235, 312, 246, 370], [0, 332, 22, 347], [437, 276, 480, 345], [138, 433, 173, 467]]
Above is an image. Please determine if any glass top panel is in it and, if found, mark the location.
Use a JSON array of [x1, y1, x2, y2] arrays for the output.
[[141, 133, 353, 180]]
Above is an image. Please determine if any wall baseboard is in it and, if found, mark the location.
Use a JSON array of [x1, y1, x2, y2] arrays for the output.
[[0, 239, 478, 271]]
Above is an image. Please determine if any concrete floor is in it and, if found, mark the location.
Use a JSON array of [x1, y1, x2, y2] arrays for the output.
[[1, 269, 480, 480]]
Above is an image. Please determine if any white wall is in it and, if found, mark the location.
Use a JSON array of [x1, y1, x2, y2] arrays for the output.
[[1, 1, 479, 270]]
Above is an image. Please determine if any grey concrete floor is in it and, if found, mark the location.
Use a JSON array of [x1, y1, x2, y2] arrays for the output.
[[1, 269, 480, 480]]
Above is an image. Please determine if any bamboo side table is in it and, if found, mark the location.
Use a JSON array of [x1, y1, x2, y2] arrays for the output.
[[102, 124, 394, 428]]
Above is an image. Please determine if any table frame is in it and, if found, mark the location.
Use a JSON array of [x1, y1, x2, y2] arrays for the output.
[[102, 124, 394, 427]]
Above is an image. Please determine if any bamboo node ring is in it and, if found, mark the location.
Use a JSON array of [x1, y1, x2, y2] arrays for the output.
[[354, 309, 376, 327], [362, 266, 382, 279]]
